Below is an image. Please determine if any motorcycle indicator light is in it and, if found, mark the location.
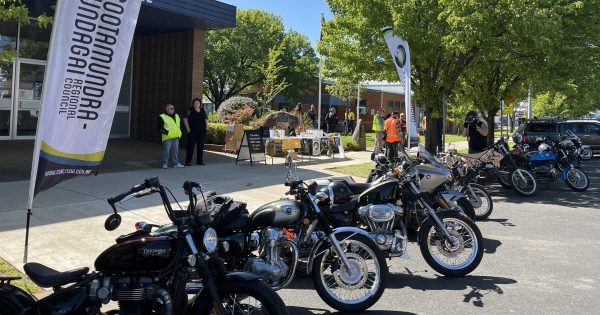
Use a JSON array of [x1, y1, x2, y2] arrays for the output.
[[393, 167, 401, 176]]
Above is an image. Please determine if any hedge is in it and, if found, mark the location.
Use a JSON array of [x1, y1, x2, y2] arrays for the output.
[[206, 123, 228, 145]]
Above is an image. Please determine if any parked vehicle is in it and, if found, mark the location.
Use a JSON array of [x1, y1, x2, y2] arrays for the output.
[[0, 177, 289, 315], [514, 137, 589, 191], [563, 129, 593, 160], [513, 118, 600, 154], [193, 178, 388, 313], [313, 146, 484, 277], [366, 150, 477, 221]]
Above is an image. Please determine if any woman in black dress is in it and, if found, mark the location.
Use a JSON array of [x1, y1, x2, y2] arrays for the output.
[[183, 98, 208, 165]]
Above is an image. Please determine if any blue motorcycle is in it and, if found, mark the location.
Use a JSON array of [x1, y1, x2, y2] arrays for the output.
[[521, 136, 589, 192]]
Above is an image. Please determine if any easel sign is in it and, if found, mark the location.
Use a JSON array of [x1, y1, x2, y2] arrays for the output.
[[236, 129, 266, 165]]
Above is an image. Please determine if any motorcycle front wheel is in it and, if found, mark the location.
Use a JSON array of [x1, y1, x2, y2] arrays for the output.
[[495, 169, 513, 189], [419, 210, 484, 277], [312, 233, 387, 313], [565, 167, 589, 192], [191, 279, 289, 315], [460, 184, 493, 220], [510, 168, 537, 196]]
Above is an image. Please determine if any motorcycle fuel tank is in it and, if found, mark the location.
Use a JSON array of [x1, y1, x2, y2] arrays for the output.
[[249, 199, 303, 228], [416, 164, 452, 192], [95, 234, 178, 273], [358, 181, 399, 205]]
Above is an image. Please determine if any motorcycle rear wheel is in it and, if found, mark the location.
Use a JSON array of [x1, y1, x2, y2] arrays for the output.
[[460, 184, 493, 220], [510, 168, 537, 197], [312, 233, 387, 313], [579, 147, 593, 160], [419, 210, 484, 277], [190, 279, 289, 315]]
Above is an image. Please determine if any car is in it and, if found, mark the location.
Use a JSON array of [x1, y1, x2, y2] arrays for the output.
[[512, 118, 600, 152]]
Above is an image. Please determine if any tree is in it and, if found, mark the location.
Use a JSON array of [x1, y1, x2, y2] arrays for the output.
[[532, 91, 568, 118], [326, 80, 363, 111], [203, 9, 318, 108], [256, 43, 290, 115], [203, 9, 284, 108], [319, 0, 486, 153]]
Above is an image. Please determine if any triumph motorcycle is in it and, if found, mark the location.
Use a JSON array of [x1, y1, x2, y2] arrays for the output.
[[190, 177, 388, 313], [312, 146, 484, 277], [365, 149, 477, 221], [513, 136, 589, 192], [0, 177, 288, 315]]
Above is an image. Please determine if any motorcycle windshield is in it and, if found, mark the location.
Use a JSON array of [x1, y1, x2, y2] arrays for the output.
[[418, 147, 445, 168]]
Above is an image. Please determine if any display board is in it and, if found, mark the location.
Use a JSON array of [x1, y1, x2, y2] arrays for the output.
[[236, 129, 266, 165], [225, 124, 245, 153]]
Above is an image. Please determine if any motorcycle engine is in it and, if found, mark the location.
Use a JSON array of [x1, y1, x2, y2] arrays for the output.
[[244, 228, 291, 289], [357, 204, 406, 255], [91, 275, 174, 314]]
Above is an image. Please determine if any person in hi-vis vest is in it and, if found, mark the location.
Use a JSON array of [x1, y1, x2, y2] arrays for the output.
[[384, 111, 403, 160], [157, 104, 184, 169]]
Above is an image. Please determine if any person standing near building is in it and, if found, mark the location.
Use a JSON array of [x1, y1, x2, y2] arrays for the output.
[[293, 103, 302, 116], [157, 104, 184, 169], [384, 111, 402, 160], [461, 111, 489, 154], [307, 104, 317, 129], [325, 107, 337, 133], [344, 108, 356, 135], [372, 108, 386, 154], [399, 113, 407, 144], [183, 98, 208, 166]]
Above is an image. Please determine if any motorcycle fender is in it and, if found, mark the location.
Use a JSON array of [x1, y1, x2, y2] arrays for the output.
[[219, 271, 260, 283], [306, 227, 371, 274], [0, 283, 35, 311], [436, 190, 466, 206], [561, 165, 571, 181]]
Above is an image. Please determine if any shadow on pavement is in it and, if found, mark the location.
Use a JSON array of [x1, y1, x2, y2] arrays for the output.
[[287, 307, 416, 315], [386, 273, 517, 307], [484, 238, 502, 254]]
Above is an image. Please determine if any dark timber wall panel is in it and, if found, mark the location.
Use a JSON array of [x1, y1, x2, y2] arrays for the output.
[[131, 29, 205, 142]]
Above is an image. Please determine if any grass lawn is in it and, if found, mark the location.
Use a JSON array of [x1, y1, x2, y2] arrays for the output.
[[328, 162, 373, 178], [340, 133, 376, 148], [0, 257, 41, 294]]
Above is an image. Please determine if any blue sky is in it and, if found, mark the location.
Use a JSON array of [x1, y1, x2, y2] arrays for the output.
[[220, 0, 333, 48]]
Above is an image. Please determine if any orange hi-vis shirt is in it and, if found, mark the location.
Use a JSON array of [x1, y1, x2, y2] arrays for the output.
[[385, 117, 401, 143]]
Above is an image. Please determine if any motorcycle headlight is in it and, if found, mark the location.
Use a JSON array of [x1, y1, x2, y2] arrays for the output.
[[203, 228, 218, 253]]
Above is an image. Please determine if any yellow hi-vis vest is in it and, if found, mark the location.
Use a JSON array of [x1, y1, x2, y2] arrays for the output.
[[159, 113, 182, 142], [372, 113, 383, 131]]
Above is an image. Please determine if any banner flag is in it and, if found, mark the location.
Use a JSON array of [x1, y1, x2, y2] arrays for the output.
[[30, 0, 142, 196], [382, 27, 418, 147]]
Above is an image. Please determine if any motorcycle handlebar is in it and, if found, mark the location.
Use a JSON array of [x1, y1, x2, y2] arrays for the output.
[[108, 177, 160, 204]]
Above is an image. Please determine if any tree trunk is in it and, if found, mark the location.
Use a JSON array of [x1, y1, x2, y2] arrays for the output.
[[485, 109, 496, 146], [425, 115, 442, 154]]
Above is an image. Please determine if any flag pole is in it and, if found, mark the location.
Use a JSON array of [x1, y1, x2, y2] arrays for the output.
[[24, 0, 65, 264], [317, 12, 324, 132]]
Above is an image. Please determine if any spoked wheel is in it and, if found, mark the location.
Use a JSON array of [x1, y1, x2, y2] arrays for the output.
[[510, 168, 537, 197], [558, 156, 580, 171], [419, 210, 484, 277], [460, 184, 493, 220], [495, 168, 513, 189], [312, 233, 387, 313], [565, 167, 589, 192], [191, 279, 289, 315], [579, 147, 593, 160]]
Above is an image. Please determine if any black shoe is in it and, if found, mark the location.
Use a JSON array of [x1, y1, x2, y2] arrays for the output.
[[197, 162, 205, 165], [185, 163, 192, 166]]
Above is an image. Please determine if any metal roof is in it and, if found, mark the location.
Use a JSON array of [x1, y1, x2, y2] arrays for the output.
[[23, 0, 236, 34]]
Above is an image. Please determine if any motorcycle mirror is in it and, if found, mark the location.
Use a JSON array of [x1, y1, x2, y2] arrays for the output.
[[104, 213, 122, 231]]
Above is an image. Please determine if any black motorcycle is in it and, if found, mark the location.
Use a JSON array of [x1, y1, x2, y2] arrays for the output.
[[194, 179, 388, 313], [0, 177, 288, 315], [311, 147, 484, 277]]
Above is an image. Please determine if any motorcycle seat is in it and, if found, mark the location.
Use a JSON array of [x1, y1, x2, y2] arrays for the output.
[[24, 262, 89, 288], [327, 177, 373, 195], [457, 151, 488, 160]]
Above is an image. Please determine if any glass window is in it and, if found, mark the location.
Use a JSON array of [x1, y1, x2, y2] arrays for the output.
[[583, 123, 600, 134], [18, 21, 51, 60], [560, 123, 577, 134], [110, 112, 130, 136], [117, 52, 132, 108], [0, 110, 10, 136], [528, 123, 556, 133]]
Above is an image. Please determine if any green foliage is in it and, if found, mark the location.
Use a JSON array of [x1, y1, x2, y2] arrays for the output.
[[343, 140, 360, 151], [326, 80, 364, 107], [207, 110, 221, 123], [256, 42, 290, 114], [203, 9, 318, 108], [532, 92, 570, 118], [205, 123, 228, 145], [222, 105, 256, 125]]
